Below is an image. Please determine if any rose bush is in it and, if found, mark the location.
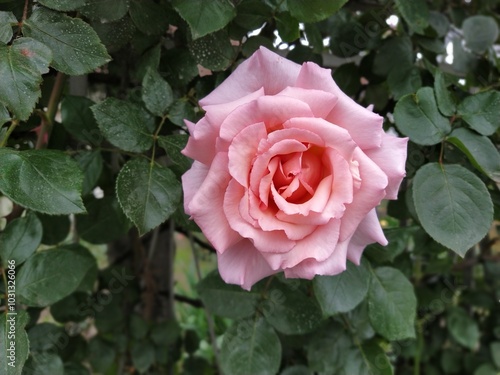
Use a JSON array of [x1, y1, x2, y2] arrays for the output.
[[182, 47, 408, 290]]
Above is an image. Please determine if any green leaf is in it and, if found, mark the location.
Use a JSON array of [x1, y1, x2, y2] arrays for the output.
[[0, 11, 16, 43], [0, 37, 52, 120], [373, 37, 413, 77], [50, 292, 89, 323], [189, 30, 235, 71], [314, 259, 371, 315], [88, 337, 116, 373], [0, 103, 10, 127], [0, 212, 42, 268], [344, 340, 393, 375], [0, 149, 85, 215], [63, 363, 90, 375], [197, 271, 260, 319], [23, 8, 110, 75], [413, 163, 493, 256], [307, 322, 352, 374], [28, 323, 65, 352], [387, 66, 422, 100], [394, 0, 429, 34], [76, 196, 130, 244], [368, 267, 416, 340], [38, 214, 70, 245], [91, 98, 155, 153], [287, 0, 347, 22], [115, 158, 181, 235], [129, 0, 170, 36], [462, 15, 499, 54], [234, 0, 272, 30], [78, 0, 129, 22], [261, 279, 323, 335], [220, 317, 281, 375], [167, 99, 196, 126], [142, 68, 174, 117], [0, 311, 30, 375], [394, 87, 451, 145], [75, 150, 103, 196], [447, 127, 500, 182], [16, 244, 97, 307], [434, 70, 456, 116], [131, 340, 155, 373], [22, 352, 64, 375], [304, 23, 323, 54], [490, 342, 500, 368], [37, 0, 86, 11], [474, 364, 499, 375], [157, 134, 192, 176], [457, 90, 500, 136], [275, 12, 300, 43], [90, 16, 135, 54], [150, 320, 181, 346], [172, 0, 236, 39], [447, 307, 480, 349], [61, 96, 102, 144]]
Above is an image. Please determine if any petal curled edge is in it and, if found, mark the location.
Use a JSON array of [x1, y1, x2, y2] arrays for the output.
[[223, 179, 296, 254], [277, 87, 338, 118], [339, 148, 388, 242], [296, 62, 384, 150], [200, 47, 301, 107], [283, 231, 349, 279], [346, 208, 388, 265], [262, 218, 341, 270], [182, 160, 208, 215], [186, 153, 242, 253], [218, 239, 277, 290], [364, 133, 408, 200]]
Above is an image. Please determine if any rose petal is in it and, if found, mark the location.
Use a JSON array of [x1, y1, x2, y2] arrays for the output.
[[364, 133, 408, 199], [203, 87, 265, 125], [283, 234, 349, 279], [296, 62, 384, 150], [182, 117, 219, 165], [283, 117, 357, 160], [182, 160, 208, 214], [224, 179, 296, 254], [277, 87, 338, 118], [218, 239, 277, 290], [200, 47, 301, 107], [339, 148, 388, 242], [219, 95, 314, 143], [187, 153, 242, 253], [346, 208, 388, 265], [228, 122, 268, 187], [262, 218, 341, 270]]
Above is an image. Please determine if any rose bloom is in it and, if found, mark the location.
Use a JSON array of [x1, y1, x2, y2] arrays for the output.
[[182, 47, 408, 290]]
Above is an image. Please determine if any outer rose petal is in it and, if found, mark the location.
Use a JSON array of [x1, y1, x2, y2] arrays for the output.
[[339, 148, 388, 242], [346, 208, 388, 265], [182, 161, 208, 215], [200, 47, 301, 107], [218, 239, 277, 290], [296, 62, 384, 150], [364, 133, 408, 199], [186, 153, 241, 253], [283, 233, 349, 279], [277, 87, 338, 118], [262, 219, 341, 270], [182, 117, 219, 165]]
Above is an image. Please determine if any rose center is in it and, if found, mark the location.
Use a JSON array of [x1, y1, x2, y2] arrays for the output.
[[271, 145, 324, 204]]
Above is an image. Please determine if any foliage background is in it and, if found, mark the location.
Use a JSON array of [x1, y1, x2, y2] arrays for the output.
[[0, 0, 500, 374]]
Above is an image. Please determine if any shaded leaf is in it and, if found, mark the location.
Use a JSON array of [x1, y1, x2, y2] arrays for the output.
[[142, 68, 174, 117], [0, 149, 85, 215], [447, 307, 480, 349], [116, 158, 181, 235], [91, 98, 155, 153], [0, 37, 52, 120], [61, 96, 101, 144], [129, 0, 170, 36], [172, 0, 236, 39], [0, 311, 30, 375], [457, 90, 500, 136], [157, 134, 192, 176], [288, 0, 348, 22], [394, 87, 451, 145], [37, 0, 86, 11], [17, 244, 97, 307], [0, 212, 42, 268], [78, 0, 129, 22], [395, 0, 429, 34], [462, 15, 499, 54], [413, 163, 493, 256], [0, 11, 16, 43], [24, 8, 110, 75]]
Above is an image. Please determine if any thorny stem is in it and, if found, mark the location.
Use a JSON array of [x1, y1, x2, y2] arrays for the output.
[[188, 232, 223, 375], [36, 72, 67, 149], [22, 0, 29, 22]]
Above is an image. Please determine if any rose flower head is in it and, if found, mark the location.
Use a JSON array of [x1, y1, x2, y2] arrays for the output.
[[182, 47, 408, 290]]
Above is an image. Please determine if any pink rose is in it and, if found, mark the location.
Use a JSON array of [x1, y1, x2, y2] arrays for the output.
[[182, 47, 408, 290]]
